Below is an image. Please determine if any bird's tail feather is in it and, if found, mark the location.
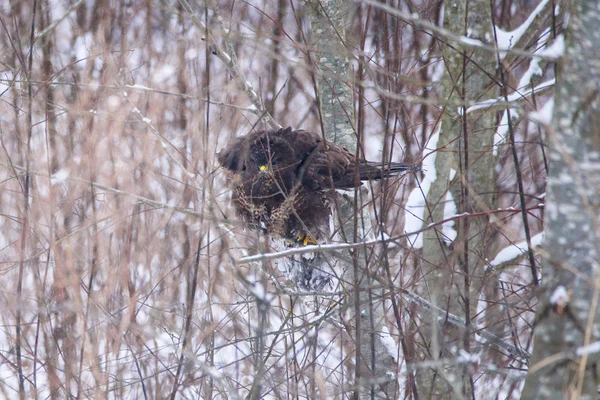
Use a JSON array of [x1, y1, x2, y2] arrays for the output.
[[333, 161, 420, 189], [360, 161, 419, 180]]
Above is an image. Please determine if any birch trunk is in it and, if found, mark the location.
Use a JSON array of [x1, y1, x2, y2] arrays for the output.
[[417, 0, 498, 397], [308, 1, 397, 397], [522, 1, 600, 398]]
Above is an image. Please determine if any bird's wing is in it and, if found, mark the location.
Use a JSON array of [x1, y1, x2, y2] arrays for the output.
[[284, 129, 321, 164], [301, 142, 357, 190], [303, 141, 414, 190]]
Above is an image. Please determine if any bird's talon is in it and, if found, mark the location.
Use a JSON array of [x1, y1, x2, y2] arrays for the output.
[[305, 236, 318, 246], [296, 235, 317, 246]]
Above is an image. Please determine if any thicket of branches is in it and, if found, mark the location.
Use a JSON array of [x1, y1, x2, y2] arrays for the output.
[[0, 0, 566, 398]]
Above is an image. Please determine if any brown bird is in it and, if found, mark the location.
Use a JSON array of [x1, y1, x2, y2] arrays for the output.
[[218, 127, 416, 244]]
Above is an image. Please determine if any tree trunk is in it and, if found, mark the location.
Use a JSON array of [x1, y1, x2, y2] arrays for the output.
[[308, 1, 397, 398], [417, 0, 498, 397], [522, 1, 600, 398]]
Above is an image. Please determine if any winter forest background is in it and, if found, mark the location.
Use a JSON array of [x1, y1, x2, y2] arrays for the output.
[[1, 0, 599, 398]]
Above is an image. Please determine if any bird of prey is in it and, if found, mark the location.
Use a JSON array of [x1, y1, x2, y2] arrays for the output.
[[218, 127, 416, 245]]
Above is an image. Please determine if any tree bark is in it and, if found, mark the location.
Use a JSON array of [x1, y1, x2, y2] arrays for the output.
[[522, 1, 600, 398], [417, 0, 498, 397], [308, 1, 397, 398]]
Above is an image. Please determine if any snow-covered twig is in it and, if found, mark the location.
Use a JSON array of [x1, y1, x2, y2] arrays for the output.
[[238, 205, 544, 265], [360, 0, 559, 60], [467, 79, 555, 114], [489, 232, 545, 268], [494, 0, 555, 62]]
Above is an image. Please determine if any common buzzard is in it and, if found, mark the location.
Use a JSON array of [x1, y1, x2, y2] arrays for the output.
[[218, 127, 416, 244]]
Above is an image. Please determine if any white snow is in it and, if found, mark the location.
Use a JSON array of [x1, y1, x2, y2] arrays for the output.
[[467, 79, 555, 114], [576, 341, 600, 357], [494, 110, 509, 156], [152, 64, 176, 85], [406, 125, 445, 247], [404, 126, 458, 247], [516, 27, 547, 89], [489, 231, 545, 267], [126, 84, 154, 91], [442, 190, 457, 245], [537, 34, 565, 59], [457, 349, 480, 364], [529, 99, 554, 125], [185, 48, 198, 60], [380, 325, 399, 360], [459, 37, 484, 48], [494, 0, 552, 59], [379, 232, 398, 249], [50, 169, 70, 186], [251, 282, 266, 300], [549, 285, 569, 305]]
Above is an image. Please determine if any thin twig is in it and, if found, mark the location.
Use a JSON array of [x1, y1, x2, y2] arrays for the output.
[[177, 0, 281, 130], [1, 162, 204, 219]]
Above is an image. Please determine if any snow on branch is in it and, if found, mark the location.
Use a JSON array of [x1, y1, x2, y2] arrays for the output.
[[359, 0, 558, 60], [239, 205, 544, 265], [467, 79, 555, 114], [576, 342, 600, 357], [489, 232, 545, 268], [494, 0, 553, 59]]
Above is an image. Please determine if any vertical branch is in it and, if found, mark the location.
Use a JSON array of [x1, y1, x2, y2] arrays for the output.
[[265, 0, 286, 117], [247, 293, 268, 400], [201, 6, 216, 399], [178, 0, 281, 130], [170, 235, 203, 399], [16, 1, 38, 397]]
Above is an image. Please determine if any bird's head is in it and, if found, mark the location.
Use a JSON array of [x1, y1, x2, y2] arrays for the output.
[[249, 134, 294, 172], [244, 133, 298, 189]]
